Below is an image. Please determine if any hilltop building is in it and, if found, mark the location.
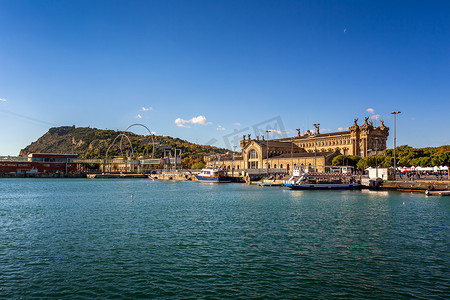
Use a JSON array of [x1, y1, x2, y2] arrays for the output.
[[206, 118, 389, 173]]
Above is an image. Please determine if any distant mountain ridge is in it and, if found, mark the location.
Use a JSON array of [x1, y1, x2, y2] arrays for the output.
[[20, 126, 228, 168]]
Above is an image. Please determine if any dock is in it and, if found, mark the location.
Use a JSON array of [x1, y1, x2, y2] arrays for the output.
[[425, 190, 450, 196], [380, 180, 450, 192], [87, 174, 148, 179], [255, 179, 284, 187]]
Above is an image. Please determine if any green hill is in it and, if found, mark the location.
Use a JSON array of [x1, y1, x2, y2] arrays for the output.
[[20, 126, 229, 168]]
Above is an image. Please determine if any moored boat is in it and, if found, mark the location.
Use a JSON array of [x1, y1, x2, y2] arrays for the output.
[[284, 166, 361, 190], [195, 167, 231, 183]]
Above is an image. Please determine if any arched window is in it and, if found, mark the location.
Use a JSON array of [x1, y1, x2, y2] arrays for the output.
[[250, 149, 258, 159], [274, 164, 277, 168], [280, 164, 283, 169]]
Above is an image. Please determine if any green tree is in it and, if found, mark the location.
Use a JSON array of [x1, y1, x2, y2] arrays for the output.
[[332, 155, 361, 168], [409, 158, 421, 167], [191, 161, 206, 170], [398, 157, 411, 167], [439, 151, 450, 166], [356, 156, 379, 170], [383, 156, 393, 167], [431, 156, 442, 166], [419, 157, 431, 167], [356, 157, 370, 170]]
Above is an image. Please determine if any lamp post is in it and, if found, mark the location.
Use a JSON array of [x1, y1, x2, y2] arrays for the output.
[[266, 130, 272, 174], [390, 111, 401, 180], [375, 139, 378, 179], [291, 139, 294, 175], [232, 145, 236, 177], [313, 123, 320, 172]]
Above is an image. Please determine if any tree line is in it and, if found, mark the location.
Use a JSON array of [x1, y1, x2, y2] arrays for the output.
[[332, 145, 450, 170]]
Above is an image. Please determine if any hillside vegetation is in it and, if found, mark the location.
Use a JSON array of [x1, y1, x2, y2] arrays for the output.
[[20, 126, 229, 168]]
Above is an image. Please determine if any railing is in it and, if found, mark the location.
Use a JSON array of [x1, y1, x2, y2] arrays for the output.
[[243, 168, 287, 175], [2, 156, 181, 166], [73, 158, 141, 164], [73, 158, 181, 165], [0, 156, 29, 162]]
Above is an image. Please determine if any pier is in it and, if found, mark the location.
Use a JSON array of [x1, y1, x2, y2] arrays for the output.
[[380, 179, 450, 192]]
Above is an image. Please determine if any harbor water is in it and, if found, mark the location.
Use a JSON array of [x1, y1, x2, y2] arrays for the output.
[[1, 179, 449, 299]]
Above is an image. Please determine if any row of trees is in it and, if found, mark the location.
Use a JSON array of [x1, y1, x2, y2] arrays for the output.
[[332, 145, 450, 171]]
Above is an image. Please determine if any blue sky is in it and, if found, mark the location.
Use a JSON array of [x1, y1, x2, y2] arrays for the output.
[[0, 0, 449, 155]]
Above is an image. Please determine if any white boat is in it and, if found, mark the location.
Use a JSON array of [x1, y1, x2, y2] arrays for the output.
[[284, 166, 361, 190], [195, 167, 231, 183]]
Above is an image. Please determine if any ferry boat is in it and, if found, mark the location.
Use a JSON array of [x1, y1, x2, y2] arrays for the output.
[[284, 166, 361, 190], [195, 167, 231, 183]]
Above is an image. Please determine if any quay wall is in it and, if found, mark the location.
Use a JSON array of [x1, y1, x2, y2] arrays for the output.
[[87, 174, 147, 179], [381, 180, 449, 191], [150, 173, 197, 181], [0, 172, 86, 178], [149, 173, 246, 183]]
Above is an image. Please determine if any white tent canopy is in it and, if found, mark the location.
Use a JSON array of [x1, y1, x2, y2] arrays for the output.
[[396, 166, 448, 172]]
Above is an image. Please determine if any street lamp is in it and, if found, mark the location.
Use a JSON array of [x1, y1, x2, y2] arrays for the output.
[[266, 130, 272, 174], [291, 139, 294, 176], [390, 111, 401, 180], [375, 139, 378, 179], [232, 145, 236, 177], [313, 123, 320, 172]]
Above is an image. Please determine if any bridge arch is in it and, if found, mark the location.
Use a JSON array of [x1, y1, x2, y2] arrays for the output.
[[105, 133, 134, 159], [121, 123, 155, 158]]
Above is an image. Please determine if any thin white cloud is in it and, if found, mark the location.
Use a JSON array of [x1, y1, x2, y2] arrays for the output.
[[216, 125, 226, 131], [175, 115, 211, 128], [370, 114, 380, 120], [232, 122, 241, 126], [141, 107, 152, 111], [0, 98, 7, 102], [136, 114, 142, 119], [366, 108, 375, 115], [268, 129, 283, 135], [338, 127, 349, 132]]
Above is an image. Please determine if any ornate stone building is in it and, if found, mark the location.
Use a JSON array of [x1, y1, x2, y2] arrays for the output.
[[278, 117, 389, 157], [237, 136, 337, 173], [206, 118, 389, 173]]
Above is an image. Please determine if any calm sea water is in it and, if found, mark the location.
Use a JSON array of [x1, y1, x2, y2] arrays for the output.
[[0, 179, 448, 299]]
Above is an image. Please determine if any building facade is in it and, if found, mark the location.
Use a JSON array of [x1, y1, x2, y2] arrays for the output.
[[279, 117, 389, 157], [205, 118, 389, 173], [0, 153, 78, 175]]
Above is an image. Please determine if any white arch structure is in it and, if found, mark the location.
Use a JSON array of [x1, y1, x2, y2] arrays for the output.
[[121, 123, 155, 158], [105, 133, 134, 159], [104, 123, 155, 160]]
